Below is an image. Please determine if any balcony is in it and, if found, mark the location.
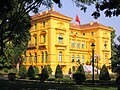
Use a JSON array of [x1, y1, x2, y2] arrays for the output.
[[27, 44, 36, 49], [39, 43, 47, 50]]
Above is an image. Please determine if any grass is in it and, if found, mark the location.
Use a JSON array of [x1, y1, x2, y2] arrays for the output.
[[0, 79, 117, 90]]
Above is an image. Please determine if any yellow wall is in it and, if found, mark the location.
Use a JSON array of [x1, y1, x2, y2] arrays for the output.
[[23, 9, 112, 75]]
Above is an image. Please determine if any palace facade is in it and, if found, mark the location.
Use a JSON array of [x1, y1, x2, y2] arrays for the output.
[[22, 8, 112, 75]]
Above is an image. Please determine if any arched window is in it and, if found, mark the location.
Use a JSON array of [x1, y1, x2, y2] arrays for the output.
[[58, 52, 62, 62], [91, 32, 94, 36], [58, 34, 63, 43], [104, 41, 107, 49], [72, 41, 75, 47], [29, 53, 32, 62], [40, 31, 46, 43], [82, 42, 84, 49], [72, 55, 74, 62], [104, 54, 107, 64], [42, 52, 44, 63], [35, 37, 37, 46], [76, 55, 80, 62], [72, 66, 75, 72], [82, 55, 84, 64], [24, 54, 26, 63], [34, 53, 37, 62], [45, 51, 48, 62]]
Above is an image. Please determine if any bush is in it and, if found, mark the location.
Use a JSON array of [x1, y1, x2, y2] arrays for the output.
[[73, 73, 86, 84], [99, 64, 111, 80], [28, 65, 35, 79], [3, 68, 8, 73], [34, 66, 39, 75], [39, 66, 49, 81], [46, 65, 52, 75], [8, 73, 16, 81], [73, 64, 86, 84], [55, 65, 63, 78], [19, 65, 27, 79], [76, 64, 85, 75]]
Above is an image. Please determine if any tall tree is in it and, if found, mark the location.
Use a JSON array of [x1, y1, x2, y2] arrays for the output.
[[72, 0, 120, 18], [111, 37, 120, 74], [0, 0, 61, 56]]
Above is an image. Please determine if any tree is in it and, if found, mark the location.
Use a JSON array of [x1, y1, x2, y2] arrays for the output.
[[99, 64, 111, 80], [19, 65, 27, 79], [111, 28, 117, 57], [111, 42, 120, 75], [76, 64, 85, 75], [72, 0, 120, 18], [39, 66, 49, 81], [0, 0, 61, 56], [73, 64, 86, 84], [28, 65, 35, 79], [46, 65, 53, 75], [55, 65, 63, 78], [34, 66, 39, 75]]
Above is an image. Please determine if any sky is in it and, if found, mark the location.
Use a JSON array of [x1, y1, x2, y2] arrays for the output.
[[52, 0, 120, 43]]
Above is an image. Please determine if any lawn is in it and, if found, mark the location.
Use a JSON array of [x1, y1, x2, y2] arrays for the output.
[[0, 79, 117, 90]]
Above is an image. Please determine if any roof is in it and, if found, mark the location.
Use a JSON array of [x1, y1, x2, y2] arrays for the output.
[[31, 10, 72, 21], [70, 22, 112, 31]]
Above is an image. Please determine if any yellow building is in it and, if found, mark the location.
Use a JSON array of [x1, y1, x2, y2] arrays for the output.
[[22, 9, 112, 75]]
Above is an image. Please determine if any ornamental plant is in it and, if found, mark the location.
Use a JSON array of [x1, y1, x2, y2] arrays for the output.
[[73, 64, 86, 84], [99, 64, 111, 80], [19, 65, 27, 79], [39, 66, 49, 81], [55, 65, 63, 78], [28, 65, 35, 79], [34, 66, 39, 75]]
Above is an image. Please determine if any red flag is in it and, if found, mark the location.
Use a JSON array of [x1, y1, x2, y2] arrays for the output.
[[76, 15, 80, 25], [73, 34, 76, 38]]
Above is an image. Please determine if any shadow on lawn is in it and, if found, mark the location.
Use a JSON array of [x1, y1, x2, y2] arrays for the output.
[[0, 79, 117, 90]]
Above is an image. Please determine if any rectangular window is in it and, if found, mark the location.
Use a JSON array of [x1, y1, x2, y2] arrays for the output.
[[82, 42, 84, 49], [42, 52, 44, 63], [76, 42, 80, 48]]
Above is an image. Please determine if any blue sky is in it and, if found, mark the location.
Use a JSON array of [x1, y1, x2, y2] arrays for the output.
[[53, 0, 120, 43]]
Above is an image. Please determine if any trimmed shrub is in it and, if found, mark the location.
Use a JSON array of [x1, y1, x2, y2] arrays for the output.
[[55, 65, 63, 78], [99, 64, 111, 80], [19, 65, 27, 79], [8, 73, 16, 81], [76, 64, 85, 75], [46, 65, 52, 75], [3, 68, 8, 73], [28, 65, 35, 79], [34, 66, 39, 75], [39, 66, 49, 81], [73, 64, 86, 84], [73, 73, 86, 84]]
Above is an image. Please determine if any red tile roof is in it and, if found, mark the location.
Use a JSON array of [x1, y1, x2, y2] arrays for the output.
[[70, 22, 111, 30], [31, 10, 72, 20]]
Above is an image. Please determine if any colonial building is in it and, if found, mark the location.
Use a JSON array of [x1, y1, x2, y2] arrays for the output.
[[22, 8, 112, 75]]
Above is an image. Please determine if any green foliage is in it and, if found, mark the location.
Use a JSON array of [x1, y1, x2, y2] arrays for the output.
[[73, 73, 86, 84], [73, 64, 86, 84], [72, 0, 120, 18], [76, 64, 85, 75], [3, 68, 8, 73], [28, 65, 35, 79], [39, 66, 49, 81], [34, 66, 39, 75], [46, 65, 52, 75], [19, 65, 27, 79], [99, 64, 111, 80], [8, 73, 16, 81], [55, 65, 63, 78]]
